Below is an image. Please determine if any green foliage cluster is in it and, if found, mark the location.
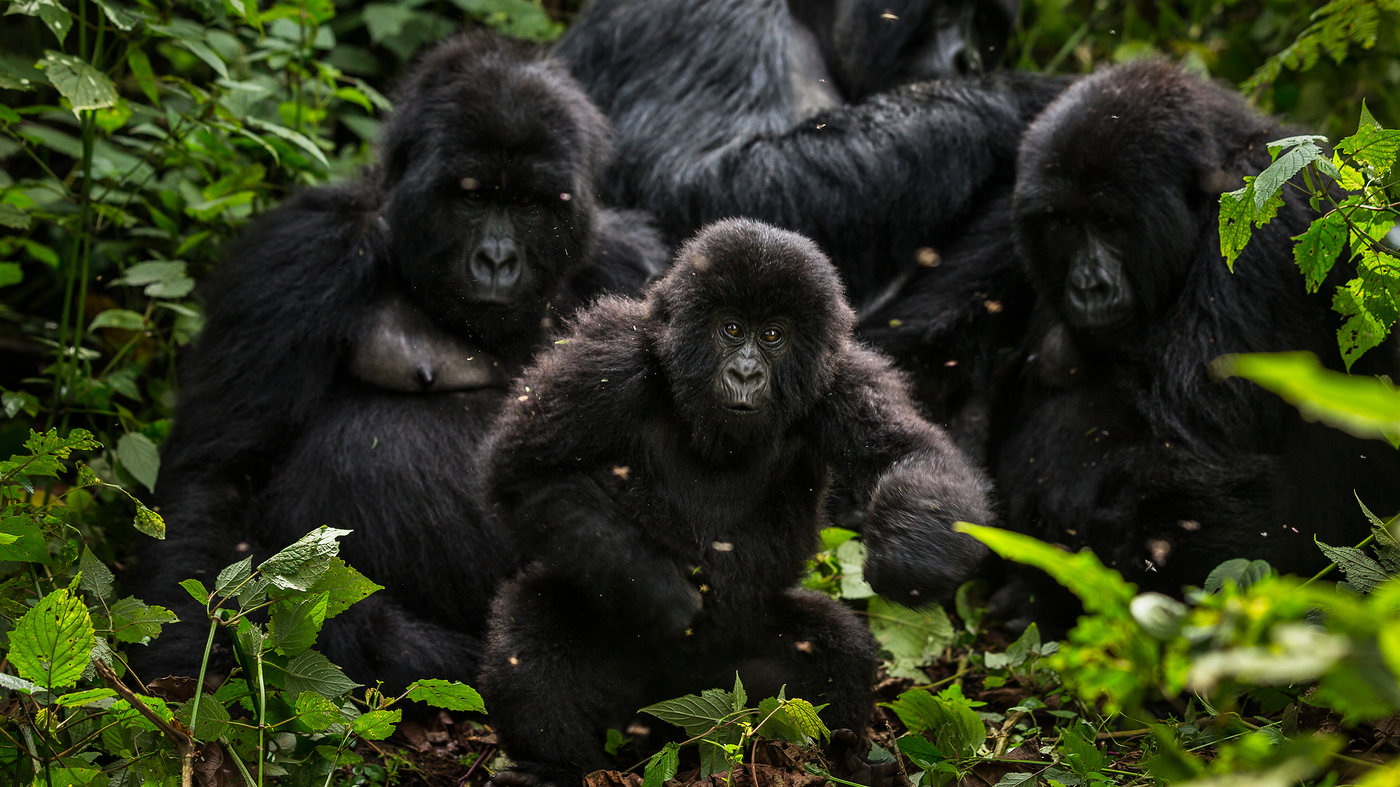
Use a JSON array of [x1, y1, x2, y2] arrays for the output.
[[0, 431, 484, 786]]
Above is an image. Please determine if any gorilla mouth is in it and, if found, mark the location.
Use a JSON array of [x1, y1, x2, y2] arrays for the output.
[[724, 404, 761, 414]]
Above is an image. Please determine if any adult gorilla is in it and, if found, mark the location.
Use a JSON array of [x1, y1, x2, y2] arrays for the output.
[[132, 35, 667, 690], [554, 0, 1067, 456], [479, 219, 993, 786], [992, 61, 1400, 625]]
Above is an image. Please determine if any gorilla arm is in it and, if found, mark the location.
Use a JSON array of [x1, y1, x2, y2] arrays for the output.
[[482, 300, 702, 636], [815, 346, 994, 604]]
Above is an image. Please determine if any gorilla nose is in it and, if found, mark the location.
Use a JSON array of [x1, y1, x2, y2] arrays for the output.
[[470, 238, 523, 297], [952, 45, 983, 75], [726, 357, 764, 386]]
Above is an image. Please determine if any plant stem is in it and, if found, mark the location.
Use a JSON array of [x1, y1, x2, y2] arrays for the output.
[[188, 618, 219, 740]]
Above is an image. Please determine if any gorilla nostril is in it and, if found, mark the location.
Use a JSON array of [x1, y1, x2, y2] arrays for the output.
[[953, 47, 983, 75]]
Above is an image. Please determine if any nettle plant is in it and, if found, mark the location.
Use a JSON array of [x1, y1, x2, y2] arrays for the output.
[[0, 431, 482, 786]]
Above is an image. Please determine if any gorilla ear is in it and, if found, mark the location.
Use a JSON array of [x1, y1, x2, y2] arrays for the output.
[[1198, 168, 1242, 195]]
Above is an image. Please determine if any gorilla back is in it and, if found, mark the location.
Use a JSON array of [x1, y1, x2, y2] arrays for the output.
[[132, 35, 667, 691]]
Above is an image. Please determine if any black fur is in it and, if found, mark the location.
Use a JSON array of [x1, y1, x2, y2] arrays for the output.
[[553, 0, 1069, 458], [478, 219, 994, 786], [991, 61, 1400, 625], [130, 35, 667, 691]]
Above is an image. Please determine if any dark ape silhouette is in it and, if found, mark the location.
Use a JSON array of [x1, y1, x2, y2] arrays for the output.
[[991, 60, 1400, 626], [478, 219, 994, 786], [553, 0, 1068, 458], [131, 35, 667, 690]]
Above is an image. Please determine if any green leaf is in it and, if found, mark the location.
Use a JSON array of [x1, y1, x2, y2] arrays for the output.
[[883, 685, 985, 759], [259, 526, 352, 591], [9, 588, 96, 688], [640, 688, 735, 737], [1292, 211, 1348, 292], [405, 679, 486, 712], [1338, 102, 1400, 178], [92, 0, 139, 31], [5, 0, 71, 45], [1219, 185, 1254, 271], [955, 523, 1136, 614], [126, 49, 159, 106], [177, 693, 231, 740], [215, 557, 253, 598], [78, 547, 114, 599], [782, 698, 830, 744], [108, 597, 178, 644], [1203, 558, 1274, 593], [1316, 539, 1391, 593], [1255, 137, 1325, 209], [134, 504, 165, 539], [282, 649, 361, 701], [0, 263, 21, 289], [268, 592, 329, 656], [179, 578, 210, 605], [361, 3, 416, 42], [306, 558, 382, 618], [89, 309, 146, 332], [1211, 352, 1400, 443], [113, 260, 195, 299], [55, 687, 116, 707], [0, 203, 29, 229], [868, 598, 955, 679], [350, 709, 401, 740], [246, 117, 329, 168], [755, 697, 807, 744], [295, 691, 342, 731], [116, 432, 159, 492], [0, 516, 49, 563], [36, 51, 118, 114], [896, 735, 946, 769], [642, 741, 680, 787]]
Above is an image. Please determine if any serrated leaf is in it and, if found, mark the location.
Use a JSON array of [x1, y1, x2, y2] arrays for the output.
[[351, 709, 401, 740], [755, 697, 806, 743], [108, 597, 178, 643], [56, 687, 116, 707], [259, 526, 352, 591], [307, 558, 382, 618], [1316, 539, 1390, 593], [882, 685, 984, 759], [0, 516, 50, 563], [134, 504, 165, 539], [896, 735, 946, 769], [640, 688, 735, 737], [37, 51, 117, 114], [78, 547, 114, 599], [1255, 139, 1323, 209], [642, 741, 680, 787], [781, 698, 829, 743], [215, 556, 252, 598], [405, 679, 485, 712], [116, 432, 159, 492], [868, 598, 954, 677], [177, 693, 231, 740], [295, 691, 341, 731], [179, 578, 210, 605], [6, 0, 71, 45], [268, 592, 329, 656], [282, 649, 361, 701], [1293, 211, 1348, 292], [1219, 185, 1254, 270], [9, 588, 96, 688]]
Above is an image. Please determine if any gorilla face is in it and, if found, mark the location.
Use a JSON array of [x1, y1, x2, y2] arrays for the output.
[[713, 312, 793, 413]]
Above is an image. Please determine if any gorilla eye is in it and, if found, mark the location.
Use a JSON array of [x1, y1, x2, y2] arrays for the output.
[[723, 322, 743, 339], [760, 327, 782, 344]]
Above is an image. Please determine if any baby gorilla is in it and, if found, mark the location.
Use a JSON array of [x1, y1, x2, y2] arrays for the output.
[[479, 219, 994, 785]]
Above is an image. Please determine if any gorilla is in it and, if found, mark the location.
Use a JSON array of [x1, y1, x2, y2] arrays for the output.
[[553, 0, 1069, 457], [991, 60, 1400, 625], [131, 35, 668, 691], [478, 219, 994, 786]]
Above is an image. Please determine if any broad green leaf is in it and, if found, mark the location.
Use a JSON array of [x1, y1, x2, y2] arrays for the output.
[[755, 697, 806, 744], [869, 597, 954, 679], [835, 538, 875, 599], [1218, 185, 1254, 271], [246, 117, 329, 168], [9, 588, 96, 688], [0, 203, 29, 229], [0, 517, 50, 563], [92, 0, 139, 31], [113, 260, 195, 299], [126, 49, 159, 106], [1203, 558, 1274, 593], [282, 649, 361, 701], [295, 691, 341, 731], [108, 597, 178, 643], [405, 679, 486, 712], [1255, 137, 1324, 209], [134, 504, 165, 539], [307, 558, 382, 618], [259, 526, 352, 591], [1338, 102, 1400, 178], [640, 687, 734, 737], [216, 556, 253, 599], [350, 709, 401, 740], [177, 693, 231, 740], [1211, 352, 1400, 444], [89, 309, 145, 333], [268, 592, 329, 656], [0, 262, 21, 288], [782, 698, 829, 743], [883, 685, 984, 759], [36, 51, 117, 114], [78, 547, 114, 599], [5, 0, 71, 45], [1292, 211, 1347, 292], [361, 3, 416, 42], [642, 741, 680, 787], [956, 523, 1136, 614], [116, 432, 159, 492], [896, 735, 945, 769], [1315, 540, 1391, 593]]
